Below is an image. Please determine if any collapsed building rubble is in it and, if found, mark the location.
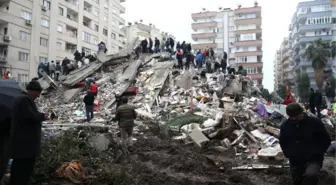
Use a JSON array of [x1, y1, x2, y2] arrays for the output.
[[30, 40, 336, 184]]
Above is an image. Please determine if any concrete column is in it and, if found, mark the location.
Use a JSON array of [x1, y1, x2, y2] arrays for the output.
[[29, 0, 42, 79]]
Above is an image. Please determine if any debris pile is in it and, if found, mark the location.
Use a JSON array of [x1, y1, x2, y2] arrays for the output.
[[30, 40, 335, 185]]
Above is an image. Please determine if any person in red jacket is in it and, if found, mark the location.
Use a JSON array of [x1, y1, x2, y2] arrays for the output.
[[90, 81, 98, 96], [284, 92, 295, 105]]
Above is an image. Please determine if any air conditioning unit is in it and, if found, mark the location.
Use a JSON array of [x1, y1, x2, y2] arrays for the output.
[[3, 35, 11, 41], [25, 20, 32, 25], [41, 6, 47, 11]]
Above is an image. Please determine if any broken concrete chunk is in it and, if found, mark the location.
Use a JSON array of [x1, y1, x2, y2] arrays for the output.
[[188, 128, 209, 147]]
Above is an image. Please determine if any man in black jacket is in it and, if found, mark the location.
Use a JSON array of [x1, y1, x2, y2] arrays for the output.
[[83, 91, 95, 122], [314, 90, 322, 118], [309, 88, 316, 115], [280, 103, 331, 185], [154, 37, 160, 53], [0, 115, 10, 183], [10, 80, 47, 185]]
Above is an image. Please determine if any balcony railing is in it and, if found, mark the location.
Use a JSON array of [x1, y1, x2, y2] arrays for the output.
[[65, 0, 79, 6]]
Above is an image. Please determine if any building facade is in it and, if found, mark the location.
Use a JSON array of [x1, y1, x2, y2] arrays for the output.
[[0, 0, 126, 82], [191, 3, 263, 86], [122, 23, 162, 44], [332, 0, 336, 42], [288, 0, 333, 90]]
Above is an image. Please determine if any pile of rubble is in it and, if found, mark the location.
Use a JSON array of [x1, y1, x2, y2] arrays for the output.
[[32, 40, 336, 184]]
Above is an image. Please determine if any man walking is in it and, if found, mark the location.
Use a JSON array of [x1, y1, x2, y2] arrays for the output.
[[115, 97, 136, 151], [280, 103, 331, 185], [10, 80, 47, 185], [83, 91, 95, 122]]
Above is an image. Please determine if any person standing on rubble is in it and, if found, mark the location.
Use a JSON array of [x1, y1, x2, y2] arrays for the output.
[[9, 80, 48, 185], [314, 90, 323, 118], [90, 81, 98, 96], [62, 57, 70, 75], [280, 103, 331, 185], [115, 96, 137, 151], [154, 37, 160, 53], [196, 51, 203, 70], [49, 61, 56, 79], [221, 56, 227, 74], [55, 61, 61, 81], [83, 91, 95, 122], [134, 44, 142, 60], [176, 49, 183, 70], [309, 88, 316, 115], [148, 38, 153, 54]]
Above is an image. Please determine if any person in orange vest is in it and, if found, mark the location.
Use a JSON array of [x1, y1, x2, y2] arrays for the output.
[[90, 81, 98, 96]]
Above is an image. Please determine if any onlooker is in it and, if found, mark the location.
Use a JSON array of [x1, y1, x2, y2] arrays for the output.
[[176, 49, 183, 70], [315, 90, 322, 118], [55, 61, 61, 81], [115, 97, 137, 151], [10, 80, 47, 185], [309, 88, 316, 115], [49, 61, 56, 78], [90, 81, 98, 96], [83, 91, 95, 122], [280, 103, 331, 185]]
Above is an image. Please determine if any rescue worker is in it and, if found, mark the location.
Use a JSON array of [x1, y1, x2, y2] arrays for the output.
[[237, 65, 247, 76], [169, 37, 175, 51], [196, 52, 203, 70], [55, 61, 61, 81], [280, 103, 331, 185], [49, 61, 56, 79], [62, 57, 70, 75], [90, 81, 98, 96], [141, 39, 148, 53], [148, 38, 153, 54], [221, 56, 227, 74], [115, 97, 137, 151], [10, 80, 47, 185]]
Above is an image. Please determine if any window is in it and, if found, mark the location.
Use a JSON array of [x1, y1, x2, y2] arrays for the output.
[[103, 28, 108, 36], [82, 32, 91, 42], [94, 24, 98, 31], [21, 10, 32, 20], [40, 37, 48, 46], [20, 31, 30, 41], [18, 52, 29, 62], [104, 0, 108, 8], [17, 74, 29, 83], [82, 47, 91, 55], [104, 15, 108, 22], [43, 0, 51, 9], [92, 37, 98, 45], [246, 68, 257, 74], [57, 24, 63, 32], [39, 56, 48, 63], [56, 42, 62, 50], [111, 32, 116, 39], [93, 9, 98, 16], [41, 19, 49, 27], [59, 7, 64, 16]]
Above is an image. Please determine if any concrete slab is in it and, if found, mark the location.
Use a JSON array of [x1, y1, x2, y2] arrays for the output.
[[188, 128, 209, 147], [63, 88, 82, 103], [62, 62, 102, 86]]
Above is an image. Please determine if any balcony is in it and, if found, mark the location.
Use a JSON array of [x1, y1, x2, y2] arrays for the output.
[[64, 0, 79, 11], [248, 73, 263, 79], [234, 28, 262, 35], [234, 17, 261, 25], [191, 11, 217, 21], [65, 9, 78, 26], [234, 7, 261, 14], [298, 35, 332, 43], [236, 62, 263, 68], [297, 11, 331, 23], [191, 22, 217, 31], [191, 32, 216, 40], [65, 43, 77, 54], [298, 24, 332, 33], [234, 50, 262, 57], [192, 43, 217, 50], [114, 1, 125, 14], [234, 39, 262, 47]]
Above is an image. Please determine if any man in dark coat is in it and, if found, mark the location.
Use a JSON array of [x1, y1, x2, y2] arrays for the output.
[[176, 42, 181, 51], [74, 50, 81, 62], [314, 90, 322, 118], [169, 37, 175, 51], [9, 80, 47, 185], [141, 39, 148, 53], [0, 115, 10, 182], [280, 103, 331, 185], [154, 37, 160, 53], [148, 38, 153, 54], [115, 97, 136, 151], [309, 88, 316, 115], [62, 57, 70, 75], [220, 57, 227, 74]]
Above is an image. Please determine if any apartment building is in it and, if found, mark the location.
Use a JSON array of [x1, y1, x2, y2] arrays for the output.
[[0, 0, 126, 83], [122, 22, 163, 44], [332, 0, 336, 42], [274, 38, 294, 91], [191, 2, 263, 86], [288, 0, 333, 90]]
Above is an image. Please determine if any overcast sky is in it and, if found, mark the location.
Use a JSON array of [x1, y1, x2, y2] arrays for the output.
[[123, 0, 302, 91]]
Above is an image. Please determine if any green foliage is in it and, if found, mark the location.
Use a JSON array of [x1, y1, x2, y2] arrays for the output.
[[276, 84, 287, 99], [296, 72, 310, 102]]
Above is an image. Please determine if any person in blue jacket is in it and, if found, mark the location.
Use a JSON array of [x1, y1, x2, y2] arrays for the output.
[[196, 52, 203, 70]]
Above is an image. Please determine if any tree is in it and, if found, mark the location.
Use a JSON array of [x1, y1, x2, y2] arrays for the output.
[[276, 84, 286, 99], [296, 72, 310, 102], [305, 39, 331, 89], [331, 41, 336, 59], [261, 88, 272, 101]]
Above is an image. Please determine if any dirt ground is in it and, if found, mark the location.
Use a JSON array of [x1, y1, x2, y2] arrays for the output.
[[33, 125, 335, 185]]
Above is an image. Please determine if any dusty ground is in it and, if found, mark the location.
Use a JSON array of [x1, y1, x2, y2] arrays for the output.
[[32, 125, 336, 185]]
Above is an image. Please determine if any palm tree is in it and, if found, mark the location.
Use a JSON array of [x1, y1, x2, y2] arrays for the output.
[[304, 39, 331, 89]]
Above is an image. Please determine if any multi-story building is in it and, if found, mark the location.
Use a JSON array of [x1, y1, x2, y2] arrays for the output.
[[122, 22, 163, 44], [288, 0, 333, 89], [0, 0, 126, 83], [191, 2, 263, 86], [332, 0, 336, 42]]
